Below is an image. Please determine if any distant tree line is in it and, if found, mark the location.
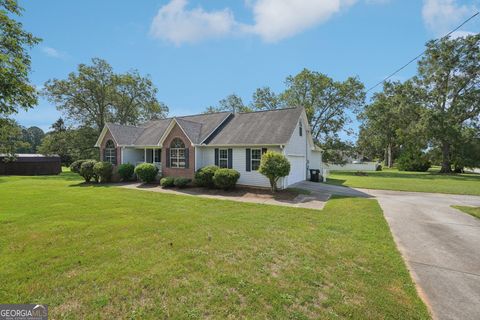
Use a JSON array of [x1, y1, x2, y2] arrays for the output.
[[358, 34, 480, 173]]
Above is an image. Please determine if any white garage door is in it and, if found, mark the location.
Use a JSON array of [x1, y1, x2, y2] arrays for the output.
[[286, 155, 306, 186]]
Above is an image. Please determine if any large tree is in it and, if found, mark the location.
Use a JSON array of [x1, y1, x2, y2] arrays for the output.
[[415, 34, 480, 173], [0, 118, 29, 158], [204, 94, 251, 113], [0, 0, 40, 116], [281, 69, 365, 143], [43, 58, 169, 132], [18, 126, 44, 153], [251, 87, 283, 111]]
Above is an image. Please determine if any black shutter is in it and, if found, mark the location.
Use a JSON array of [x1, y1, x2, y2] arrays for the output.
[[184, 148, 189, 169], [165, 148, 170, 168], [214, 148, 219, 166], [262, 148, 267, 155], [246, 148, 251, 172], [228, 149, 233, 169]]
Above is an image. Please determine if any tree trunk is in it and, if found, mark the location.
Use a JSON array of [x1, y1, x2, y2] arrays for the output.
[[440, 141, 452, 173], [270, 178, 277, 193], [387, 143, 393, 168]]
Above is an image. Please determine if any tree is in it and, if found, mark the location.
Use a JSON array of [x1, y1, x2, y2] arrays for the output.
[[113, 71, 168, 125], [415, 34, 480, 173], [0, 118, 29, 159], [42, 58, 169, 132], [282, 69, 365, 143], [0, 0, 41, 116], [259, 151, 291, 192], [18, 126, 44, 153], [357, 81, 425, 167], [205, 94, 251, 113], [51, 118, 66, 133], [251, 87, 283, 110]]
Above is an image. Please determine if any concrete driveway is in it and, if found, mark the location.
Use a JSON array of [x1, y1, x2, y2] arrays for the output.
[[293, 181, 480, 320]]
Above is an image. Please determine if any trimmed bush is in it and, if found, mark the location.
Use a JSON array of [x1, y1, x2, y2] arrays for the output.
[[376, 164, 383, 171], [160, 176, 175, 188], [174, 177, 191, 188], [194, 165, 219, 188], [213, 168, 240, 190], [134, 163, 158, 183], [397, 151, 431, 172], [259, 151, 290, 192], [79, 160, 98, 182], [70, 159, 88, 174], [93, 161, 113, 183], [118, 163, 135, 181]]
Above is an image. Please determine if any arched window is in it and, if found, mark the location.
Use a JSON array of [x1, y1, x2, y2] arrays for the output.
[[104, 140, 116, 165], [170, 138, 186, 168]]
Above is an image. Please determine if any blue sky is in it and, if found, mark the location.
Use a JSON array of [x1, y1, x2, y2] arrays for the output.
[[13, 0, 480, 134]]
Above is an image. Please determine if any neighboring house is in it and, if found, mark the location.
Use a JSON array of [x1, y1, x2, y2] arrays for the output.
[[94, 107, 322, 189]]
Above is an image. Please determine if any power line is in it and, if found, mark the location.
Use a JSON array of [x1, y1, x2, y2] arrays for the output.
[[366, 11, 480, 93]]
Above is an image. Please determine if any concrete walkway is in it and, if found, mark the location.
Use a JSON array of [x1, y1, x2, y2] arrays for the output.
[[294, 181, 480, 320]]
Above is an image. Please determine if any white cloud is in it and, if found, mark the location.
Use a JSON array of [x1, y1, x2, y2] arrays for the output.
[[422, 0, 476, 36], [150, 0, 237, 45], [248, 0, 357, 42], [41, 46, 66, 59], [150, 0, 391, 45]]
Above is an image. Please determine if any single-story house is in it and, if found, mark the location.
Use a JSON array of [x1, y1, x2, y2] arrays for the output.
[[94, 107, 322, 189]]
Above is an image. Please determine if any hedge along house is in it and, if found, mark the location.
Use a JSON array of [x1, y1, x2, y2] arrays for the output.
[[94, 107, 323, 189]]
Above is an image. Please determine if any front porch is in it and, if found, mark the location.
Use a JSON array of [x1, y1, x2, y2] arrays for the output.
[[123, 147, 162, 173]]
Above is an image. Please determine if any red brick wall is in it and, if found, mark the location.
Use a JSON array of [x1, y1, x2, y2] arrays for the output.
[[99, 129, 121, 165], [162, 123, 195, 179]]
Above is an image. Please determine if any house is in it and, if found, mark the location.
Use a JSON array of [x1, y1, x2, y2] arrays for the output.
[[94, 107, 322, 189]]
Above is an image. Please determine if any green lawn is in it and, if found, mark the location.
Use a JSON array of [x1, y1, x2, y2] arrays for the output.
[[0, 173, 429, 319], [452, 206, 480, 219], [326, 168, 480, 195]]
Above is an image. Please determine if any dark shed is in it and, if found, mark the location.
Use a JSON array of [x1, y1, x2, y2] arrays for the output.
[[0, 154, 61, 175]]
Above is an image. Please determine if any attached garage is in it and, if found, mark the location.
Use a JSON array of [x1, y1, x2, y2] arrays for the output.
[[286, 155, 306, 186]]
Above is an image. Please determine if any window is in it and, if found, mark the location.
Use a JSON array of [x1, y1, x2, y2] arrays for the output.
[[219, 149, 228, 168], [299, 121, 303, 136], [154, 149, 161, 163], [170, 138, 186, 168], [104, 140, 116, 164], [251, 148, 261, 171]]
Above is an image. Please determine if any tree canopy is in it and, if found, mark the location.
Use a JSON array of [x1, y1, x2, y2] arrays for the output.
[[42, 58, 168, 132]]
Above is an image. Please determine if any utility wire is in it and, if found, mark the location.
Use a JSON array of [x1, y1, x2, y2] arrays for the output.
[[366, 11, 480, 93]]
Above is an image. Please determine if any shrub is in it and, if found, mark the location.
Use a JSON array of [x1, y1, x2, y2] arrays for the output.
[[93, 161, 113, 183], [70, 159, 88, 174], [259, 151, 290, 192], [194, 165, 219, 188], [174, 177, 191, 188], [397, 151, 431, 172], [134, 163, 158, 183], [213, 168, 240, 190], [79, 160, 98, 182], [160, 176, 175, 188], [376, 163, 383, 171], [118, 163, 135, 181]]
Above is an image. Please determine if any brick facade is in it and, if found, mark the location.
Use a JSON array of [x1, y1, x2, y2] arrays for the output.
[[99, 130, 121, 166], [162, 123, 195, 179]]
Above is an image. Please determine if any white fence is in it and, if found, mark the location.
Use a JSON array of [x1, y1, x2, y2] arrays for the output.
[[323, 162, 379, 172]]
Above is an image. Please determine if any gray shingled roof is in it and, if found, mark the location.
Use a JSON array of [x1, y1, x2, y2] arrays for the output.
[[205, 107, 303, 145], [104, 108, 302, 147]]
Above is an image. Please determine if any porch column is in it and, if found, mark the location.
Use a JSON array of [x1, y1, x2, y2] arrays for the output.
[[144, 148, 147, 163]]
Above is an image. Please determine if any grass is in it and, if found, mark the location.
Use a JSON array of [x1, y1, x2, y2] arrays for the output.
[[326, 168, 480, 195], [0, 173, 429, 319], [452, 206, 480, 219]]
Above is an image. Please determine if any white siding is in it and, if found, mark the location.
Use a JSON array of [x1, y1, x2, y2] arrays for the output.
[[197, 146, 283, 188], [122, 147, 144, 165], [283, 116, 308, 186]]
